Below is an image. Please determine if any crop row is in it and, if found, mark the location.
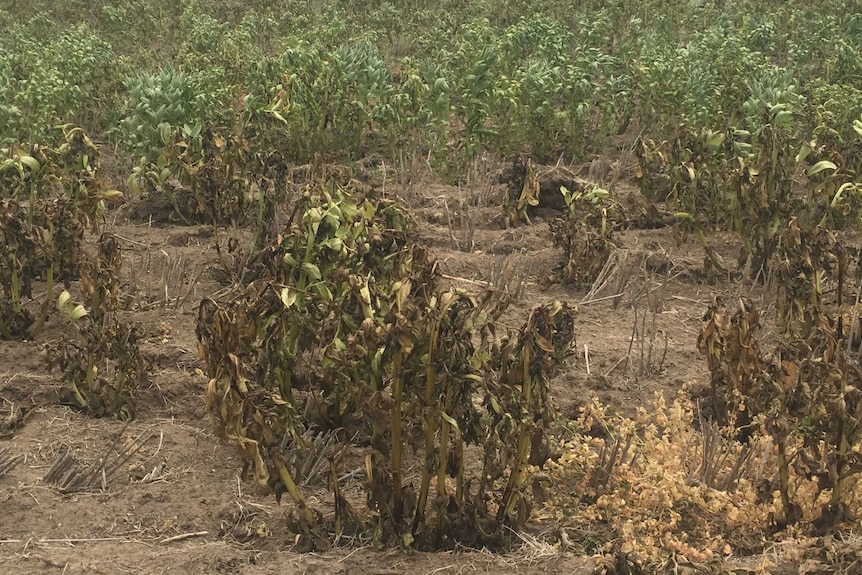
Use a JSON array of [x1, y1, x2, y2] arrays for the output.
[[2, 1, 860, 173]]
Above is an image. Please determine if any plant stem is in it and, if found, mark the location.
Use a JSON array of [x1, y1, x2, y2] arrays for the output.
[[273, 455, 317, 527], [27, 181, 35, 230], [34, 212, 55, 335], [282, 222, 318, 399], [776, 437, 794, 524], [33, 262, 54, 336], [497, 343, 533, 527], [10, 263, 20, 312], [830, 370, 850, 509], [390, 347, 404, 525], [414, 316, 442, 533], [166, 189, 193, 226], [453, 417, 465, 512], [434, 413, 450, 542], [70, 381, 88, 408]]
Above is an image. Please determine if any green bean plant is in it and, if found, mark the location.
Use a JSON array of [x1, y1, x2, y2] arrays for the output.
[[118, 69, 215, 162], [728, 105, 795, 279], [0, 19, 119, 143], [336, 41, 398, 157], [797, 111, 862, 230]]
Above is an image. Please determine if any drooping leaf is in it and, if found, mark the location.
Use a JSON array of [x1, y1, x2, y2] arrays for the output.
[[807, 160, 838, 177], [301, 262, 322, 280], [280, 287, 297, 308], [18, 155, 40, 173]]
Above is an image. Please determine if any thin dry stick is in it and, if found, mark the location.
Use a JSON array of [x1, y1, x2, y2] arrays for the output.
[[604, 354, 627, 378], [656, 331, 668, 374], [755, 438, 773, 483], [443, 192, 475, 253], [160, 531, 208, 544], [580, 292, 625, 306], [43, 427, 155, 493], [486, 254, 525, 300], [622, 304, 639, 376], [0, 537, 129, 544], [111, 233, 154, 249], [424, 565, 456, 575], [588, 433, 634, 493], [176, 268, 203, 310], [682, 432, 697, 484], [638, 306, 647, 377], [721, 444, 753, 493], [0, 447, 24, 477], [605, 306, 638, 377], [670, 295, 708, 305], [105, 430, 155, 479], [582, 252, 620, 304], [440, 274, 492, 288]]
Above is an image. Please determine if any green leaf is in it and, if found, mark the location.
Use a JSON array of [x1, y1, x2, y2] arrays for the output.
[[706, 131, 725, 148], [831, 182, 859, 208], [280, 287, 297, 308], [795, 144, 813, 165], [807, 160, 838, 177], [684, 164, 696, 181], [773, 110, 793, 127], [301, 262, 322, 280], [440, 411, 460, 433], [321, 237, 342, 251], [128, 178, 141, 196], [335, 225, 350, 240], [99, 189, 124, 202], [734, 142, 752, 153], [69, 305, 88, 321], [586, 187, 610, 201], [314, 283, 333, 301], [340, 201, 358, 219], [371, 348, 383, 376], [58, 290, 72, 309], [58, 290, 88, 320], [18, 155, 40, 172]]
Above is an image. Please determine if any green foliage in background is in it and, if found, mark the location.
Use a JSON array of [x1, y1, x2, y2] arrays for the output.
[[0, 0, 860, 173], [0, 17, 120, 143]]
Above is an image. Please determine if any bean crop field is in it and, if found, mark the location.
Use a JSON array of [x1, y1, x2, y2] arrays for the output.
[[2, 1, 862, 573]]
